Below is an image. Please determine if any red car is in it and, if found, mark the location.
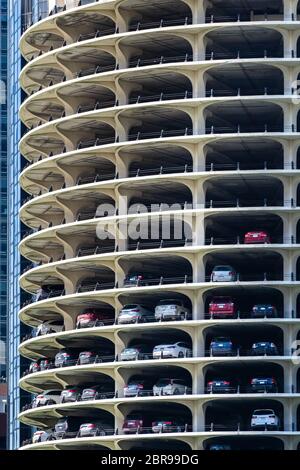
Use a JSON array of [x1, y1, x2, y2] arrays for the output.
[[122, 414, 149, 434], [208, 297, 237, 319], [76, 309, 114, 328], [244, 231, 270, 244]]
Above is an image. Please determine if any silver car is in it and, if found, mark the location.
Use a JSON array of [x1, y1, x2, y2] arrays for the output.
[[155, 299, 191, 321], [32, 389, 61, 407], [35, 319, 64, 336], [117, 304, 154, 324], [153, 378, 188, 396], [211, 265, 236, 282], [120, 345, 151, 361], [32, 429, 52, 443], [153, 342, 192, 359]]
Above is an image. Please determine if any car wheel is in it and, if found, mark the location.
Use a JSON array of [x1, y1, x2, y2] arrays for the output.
[[180, 313, 185, 321], [178, 351, 184, 358], [173, 388, 180, 395], [61, 397, 65, 403], [99, 429, 106, 436]]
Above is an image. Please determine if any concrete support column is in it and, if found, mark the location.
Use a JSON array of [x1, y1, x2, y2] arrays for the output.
[[284, 0, 298, 20], [193, 401, 205, 433], [193, 289, 205, 320]]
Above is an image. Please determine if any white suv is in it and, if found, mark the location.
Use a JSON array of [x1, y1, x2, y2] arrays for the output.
[[211, 265, 236, 282], [32, 390, 61, 407], [153, 378, 188, 395], [117, 304, 154, 324], [251, 409, 280, 430], [153, 342, 192, 359], [154, 299, 191, 321]]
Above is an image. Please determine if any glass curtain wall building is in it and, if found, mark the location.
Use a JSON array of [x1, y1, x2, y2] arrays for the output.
[[0, 0, 7, 450]]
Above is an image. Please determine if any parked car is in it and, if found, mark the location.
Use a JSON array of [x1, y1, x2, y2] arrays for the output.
[[78, 421, 109, 437], [124, 378, 153, 397], [211, 266, 237, 282], [154, 299, 191, 321], [32, 429, 52, 443], [152, 419, 188, 433], [250, 341, 278, 356], [122, 414, 150, 434], [244, 231, 270, 244], [250, 377, 278, 393], [117, 304, 154, 324], [76, 309, 113, 328], [40, 358, 54, 371], [60, 387, 82, 403], [209, 337, 235, 356], [29, 361, 41, 374], [208, 297, 237, 319], [35, 319, 64, 336], [78, 350, 99, 365], [32, 390, 61, 407], [124, 273, 155, 287], [81, 384, 114, 401], [29, 358, 53, 373], [153, 342, 192, 359], [250, 409, 280, 430], [251, 304, 277, 318], [153, 378, 188, 396], [120, 345, 152, 361], [206, 379, 235, 394], [54, 350, 78, 368], [35, 284, 64, 301], [208, 443, 232, 451], [54, 417, 83, 439]]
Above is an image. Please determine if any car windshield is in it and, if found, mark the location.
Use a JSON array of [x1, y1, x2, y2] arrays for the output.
[[254, 409, 274, 415], [123, 348, 138, 353], [156, 379, 171, 386], [212, 297, 232, 303], [158, 300, 181, 306], [213, 266, 232, 271], [122, 305, 138, 309]]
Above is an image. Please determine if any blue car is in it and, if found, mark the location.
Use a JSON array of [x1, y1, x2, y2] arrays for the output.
[[209, 337, 235, 356]]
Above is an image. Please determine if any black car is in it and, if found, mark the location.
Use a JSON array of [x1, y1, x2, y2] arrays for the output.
[[54, 417, 83, 439], [206, 379, 236, 394], [251, 304, 277, 318], [81, 384, 114, 401], [250, 342, 278, 356], [250, 377, 278, 393], [54, 350, 78, 368]]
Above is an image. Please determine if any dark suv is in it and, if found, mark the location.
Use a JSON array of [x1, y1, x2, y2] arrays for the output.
[[53, 417, 83, 439], [250, 342, 278, 356]]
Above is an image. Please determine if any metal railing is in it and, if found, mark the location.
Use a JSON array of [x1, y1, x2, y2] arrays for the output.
[[28, 47, 294, 95]]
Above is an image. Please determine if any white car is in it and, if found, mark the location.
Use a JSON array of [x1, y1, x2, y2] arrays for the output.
[[35, 319, 64, 336], [117, 304, 154, 324], [153, 378, 188, 396], [32, 430, 52, 443], [211, 265, 236, 282], [251, 409, 280, 430], [32, 390, 61, 407], [153, 342, 192, 359], [154, 299, 191, 321]]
